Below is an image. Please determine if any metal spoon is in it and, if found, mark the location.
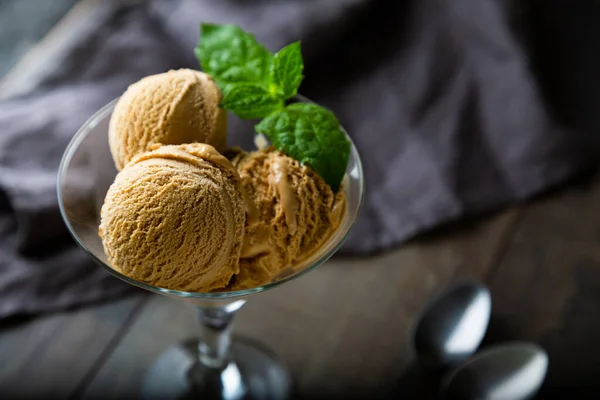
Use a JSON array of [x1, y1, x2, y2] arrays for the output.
[[412, 281, 491, 367], [441, 342, 549, 400]]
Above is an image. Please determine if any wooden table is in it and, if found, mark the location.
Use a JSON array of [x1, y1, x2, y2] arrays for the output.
[[2, 1, 600, 399]]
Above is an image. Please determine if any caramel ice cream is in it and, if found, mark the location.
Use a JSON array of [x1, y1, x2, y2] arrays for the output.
[[109, 69, 227, 170], [228, 148, 346, 290], [99, 143, 245, 292]]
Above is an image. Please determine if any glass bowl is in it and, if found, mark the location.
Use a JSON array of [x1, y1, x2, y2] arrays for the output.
[[57, 96, 364, 400]]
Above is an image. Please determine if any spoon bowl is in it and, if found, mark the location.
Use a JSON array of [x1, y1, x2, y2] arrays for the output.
[[442, 342, 549, 400], [412, 281, 491, 367]]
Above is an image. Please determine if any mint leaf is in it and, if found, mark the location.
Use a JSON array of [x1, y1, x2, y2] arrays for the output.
[[255, 103, 350, 191], [196, 24, 272, 91], [221, 84, 284, 119], [194, 23, 350, 189], [270, 41, 304, 98]]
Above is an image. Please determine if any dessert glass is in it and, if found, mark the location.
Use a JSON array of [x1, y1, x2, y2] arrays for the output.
[[57, 96, 364, 400]]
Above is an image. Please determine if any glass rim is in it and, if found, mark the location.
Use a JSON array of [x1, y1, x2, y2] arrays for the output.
[[57, 95, 365, 300]]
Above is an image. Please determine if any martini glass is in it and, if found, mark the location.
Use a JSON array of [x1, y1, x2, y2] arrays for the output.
[[57, 96, 364, 400]]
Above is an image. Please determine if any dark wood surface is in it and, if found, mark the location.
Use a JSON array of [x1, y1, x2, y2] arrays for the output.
[[80, 209, 518, 400], [486, 177, 600, 399], [0, 296, 145, 399], [2, 1, 600, 399]]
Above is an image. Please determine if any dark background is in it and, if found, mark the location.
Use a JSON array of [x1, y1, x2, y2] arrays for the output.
[[0, 0, 79, 77], [2, 1, 600, 398]]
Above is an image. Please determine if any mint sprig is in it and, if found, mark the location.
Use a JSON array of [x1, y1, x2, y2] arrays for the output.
[[256, 104, 350, 192], [270, 41, 304, 98], [196, 24, 302, 113], [195, 23, 349, 191], [221, 84, 284, 120], [195, 24, 272, 93]]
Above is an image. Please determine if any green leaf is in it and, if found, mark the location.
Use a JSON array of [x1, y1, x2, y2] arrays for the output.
[[194, 23, 349, 189], [270, 41, 304, 98], [221, 84, 284, 119], [255, 103, 350, 191], [195, 24, 272, 87]]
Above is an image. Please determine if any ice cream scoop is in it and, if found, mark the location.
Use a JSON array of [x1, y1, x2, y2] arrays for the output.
[[109, 69, 227, 170], [228, 148, 346, 289], [99, 143, 245, 292]]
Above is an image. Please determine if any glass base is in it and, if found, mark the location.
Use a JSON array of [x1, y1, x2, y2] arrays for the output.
[[141, 337, 291, 400]]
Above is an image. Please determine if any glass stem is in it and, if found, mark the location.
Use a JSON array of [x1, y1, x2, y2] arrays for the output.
[[196, 300, 246, 369]]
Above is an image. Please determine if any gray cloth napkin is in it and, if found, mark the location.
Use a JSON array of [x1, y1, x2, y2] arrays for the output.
[[0, 0, 595, 318]]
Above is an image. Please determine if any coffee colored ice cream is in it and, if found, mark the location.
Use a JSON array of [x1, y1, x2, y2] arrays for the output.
[[227, 148, 346, 289], [99, 143, 245, 292], [109, 69, 227, 170]]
